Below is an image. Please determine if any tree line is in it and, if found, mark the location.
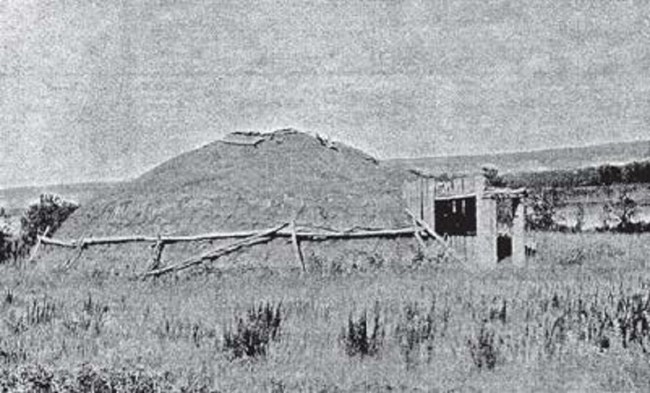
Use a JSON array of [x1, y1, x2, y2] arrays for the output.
[[504, 159, 650, 189]]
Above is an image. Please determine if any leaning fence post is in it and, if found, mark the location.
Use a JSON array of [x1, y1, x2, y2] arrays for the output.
[[290, 220, 306, 272], [148, 235, 165, 272], [63, 237, 86, 270], [411, 218, 426, 250], [406, 209, 464, 265], [28, 226, 50, 264]]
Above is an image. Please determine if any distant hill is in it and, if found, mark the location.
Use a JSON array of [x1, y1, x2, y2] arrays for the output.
[[0, 182, 119, 215], [387, 140, 650, 176]]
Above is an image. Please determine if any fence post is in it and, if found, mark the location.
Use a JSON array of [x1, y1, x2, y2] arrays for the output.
[[148, 235, 165, 272]]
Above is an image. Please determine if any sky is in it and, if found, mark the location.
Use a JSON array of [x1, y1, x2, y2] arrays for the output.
[[2, 0, 650, 188]]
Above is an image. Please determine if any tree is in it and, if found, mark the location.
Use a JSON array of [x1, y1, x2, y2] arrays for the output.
[[598, 165, 622, 186], [482, 165, 506, 187]]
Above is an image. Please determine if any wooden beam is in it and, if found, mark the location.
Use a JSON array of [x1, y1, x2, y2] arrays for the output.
[[290, 220, 306, 272], [139, 223, 288, 278], [27, 226, 50, 264], [405, 209, 464, 264], [147, 237, 165, 272], [433, 192, 477, 201], [411, 218, 426, 250], [39, 235, 76, 248], [40, 227, 419, 248], [484, 187, 527, 199], [296, 228, 416, 240], [63, 238, 85, 271]]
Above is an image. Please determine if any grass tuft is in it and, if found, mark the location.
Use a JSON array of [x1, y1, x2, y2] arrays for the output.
[[222, 301, 283, 360], [467, 323, 501, 370], [341, 302, 384, 358]]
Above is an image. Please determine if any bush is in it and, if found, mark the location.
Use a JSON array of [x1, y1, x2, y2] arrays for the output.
[[20, 193, 78, 247], [341, 302, 384, 358], [525, 190, 561, 231], [0, 226, 13, 263], [0, 364, 172, 393], [222, 302, 282, 360]]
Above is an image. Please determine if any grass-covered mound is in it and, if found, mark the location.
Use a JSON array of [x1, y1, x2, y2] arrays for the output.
[[51, 129, 417, 273]]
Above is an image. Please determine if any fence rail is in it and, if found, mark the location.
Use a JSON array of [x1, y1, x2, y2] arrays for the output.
[[34, 210, 467, 278], [39, 227, 420, 249]]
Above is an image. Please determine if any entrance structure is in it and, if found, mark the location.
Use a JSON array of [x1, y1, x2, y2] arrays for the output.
[[403, 168, 526, 267]]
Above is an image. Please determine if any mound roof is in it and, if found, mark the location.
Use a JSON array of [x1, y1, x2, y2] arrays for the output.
[[58, 129, 412, 239]]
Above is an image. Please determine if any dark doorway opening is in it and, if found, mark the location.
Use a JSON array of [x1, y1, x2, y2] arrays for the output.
[[434, 196, 477, 236], [497, 235, 512, 261]]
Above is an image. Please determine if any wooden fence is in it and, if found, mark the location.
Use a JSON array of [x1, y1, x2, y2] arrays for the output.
[[34, 209, 466, 278]]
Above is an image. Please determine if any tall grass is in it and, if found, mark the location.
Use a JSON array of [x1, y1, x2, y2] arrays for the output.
[[0, 232, 649, 391]]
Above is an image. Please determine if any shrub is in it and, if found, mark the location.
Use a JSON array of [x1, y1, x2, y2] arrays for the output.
[[615, 191, 639, 233], [0, 364, 171, 393], [525, 190, 561, 231], [222, 301, 282, 360], [0, 227, 11, 263], [0, 223, 22, 264], [75, 364, 112, 393], [19, 364, 55, 393], [20, 193, 78, 247], [341, 302, 384, 358]]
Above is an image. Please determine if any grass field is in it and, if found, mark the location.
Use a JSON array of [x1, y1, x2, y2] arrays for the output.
[[2, 232, 650, 392]]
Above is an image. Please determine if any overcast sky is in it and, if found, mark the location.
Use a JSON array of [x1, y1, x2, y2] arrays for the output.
[[2, 0, 650, 188]]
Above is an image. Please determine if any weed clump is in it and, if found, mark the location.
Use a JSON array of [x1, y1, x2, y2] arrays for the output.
[[3, 287, 15, 306], [395, 301, 436, 368], [222, 301, 282, 360], [154, 317, 217, 348], [467, 324, 500, 370], [6, 297, 57, 334], [0, 338, 27, 365], [616, 293, 650, 351], [558, 247, 585, 266], [63, 294, 110, 337], [341, 302, 384, 358]]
